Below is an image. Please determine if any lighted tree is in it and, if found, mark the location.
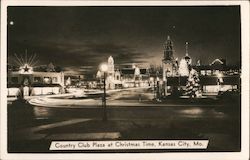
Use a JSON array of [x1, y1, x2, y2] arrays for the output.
[[185, 68, 202, 98], [179, 59, 189, 76]]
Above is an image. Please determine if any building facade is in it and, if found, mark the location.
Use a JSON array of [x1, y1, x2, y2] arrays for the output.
[[97, 56, 150, 89], [7, 63, 64, 97]]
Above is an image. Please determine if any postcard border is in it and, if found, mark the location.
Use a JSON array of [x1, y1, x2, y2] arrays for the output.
[[1, 1, 249, 160]]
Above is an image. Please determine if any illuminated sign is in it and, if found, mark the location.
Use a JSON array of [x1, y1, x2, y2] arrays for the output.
[[19, 64, 33, 74]]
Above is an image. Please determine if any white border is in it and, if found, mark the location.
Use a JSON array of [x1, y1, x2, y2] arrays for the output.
[[1, 1, 249, 160]]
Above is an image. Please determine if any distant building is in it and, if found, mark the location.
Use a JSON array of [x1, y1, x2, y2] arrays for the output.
[[120, 67, 149, 88], [64, 74, 84, 87], [160, 36, 240, 95], [166, 58, 241, 94], [7, 62, 64, 97], [96, 56, 149, 89], [193, 58, 240, 76], [105, 56, 122, 89], [95, 56, 122, 89]]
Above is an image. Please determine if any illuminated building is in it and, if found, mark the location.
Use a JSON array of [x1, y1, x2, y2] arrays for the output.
[[158, 35, 240, 95], [7, 62, 64, 97], [120, 67, 148, 88], [96, 56, 122, 89], [166, 58, 240, 94], [97, 56, 149, 89]]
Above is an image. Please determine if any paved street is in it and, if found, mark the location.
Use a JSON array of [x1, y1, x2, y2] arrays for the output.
[[7, 88, 240, 152]]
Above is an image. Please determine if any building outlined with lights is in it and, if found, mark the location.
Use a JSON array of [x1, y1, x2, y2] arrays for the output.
[[7, 55, 65, 97]]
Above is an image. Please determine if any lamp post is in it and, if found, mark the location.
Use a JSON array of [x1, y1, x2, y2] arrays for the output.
[[153, 77, 156, 99], [217, 72, 223, 92], [149, 77, 155, 99], [100, 63, 108, 121], [156, 77, 160, 100], [156, 71, 159, 99]]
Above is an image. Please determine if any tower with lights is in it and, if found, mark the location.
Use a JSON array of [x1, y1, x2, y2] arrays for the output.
[[106, 56, 115, 89], [162, 36, 178, 81], [107, 56, 115, 75], [184, 42, 192, 65]]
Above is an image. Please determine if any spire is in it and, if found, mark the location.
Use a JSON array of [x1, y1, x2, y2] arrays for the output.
[[108, 56, 114, 65], [107, 56, 114, 73], [184, 42, 191, 65], [185, 42, 189, 56]]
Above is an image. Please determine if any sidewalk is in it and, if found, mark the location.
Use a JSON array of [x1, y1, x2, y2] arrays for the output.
[[9, 117, 240, 152], [13, 118, 198, 141]]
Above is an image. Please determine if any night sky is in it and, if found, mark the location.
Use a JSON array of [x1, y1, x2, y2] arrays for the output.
[[7, 6, 241, 76]]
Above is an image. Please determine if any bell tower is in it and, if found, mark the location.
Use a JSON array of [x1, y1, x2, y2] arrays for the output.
[[184, 42, 192, 65], [163, 35, 174, 61], [106, 56, 115, 89], [162, 35, 177, 81]]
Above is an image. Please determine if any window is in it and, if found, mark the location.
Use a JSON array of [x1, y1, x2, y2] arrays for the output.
[[201, 70, 206, 76], [34, 77, 41, 83], [214, 70, 219, 75], [44, 77, 52, 84], [52, 77, 58, 83], [206, 70, 212, 76]]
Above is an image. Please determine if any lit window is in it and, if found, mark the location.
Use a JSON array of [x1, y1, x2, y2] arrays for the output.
[[44, 77, 51, 84], [201, 70, 206, 76], [206, 70, 212, 76], [52, 77, 58, 83], [34, 77, 41, 83]]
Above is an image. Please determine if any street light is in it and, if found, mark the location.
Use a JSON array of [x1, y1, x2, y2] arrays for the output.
[[156, 71, 159, 99], [217, 72, 223, 92], [100, 63, 108, 121]]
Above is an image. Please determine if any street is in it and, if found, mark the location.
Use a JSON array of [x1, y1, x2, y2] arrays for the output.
[[7, 88, 240, 152]]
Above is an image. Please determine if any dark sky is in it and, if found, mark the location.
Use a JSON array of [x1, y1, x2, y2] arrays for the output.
[[7, 6, 241, 75]]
